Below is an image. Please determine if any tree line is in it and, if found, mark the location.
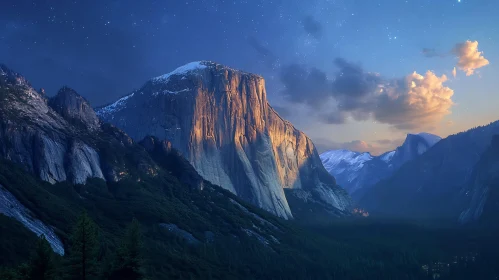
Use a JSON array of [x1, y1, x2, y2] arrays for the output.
[[0, 213, 146, 280]]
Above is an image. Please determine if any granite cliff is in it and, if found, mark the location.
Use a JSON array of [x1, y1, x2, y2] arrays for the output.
[[97, 61, 351, 219]]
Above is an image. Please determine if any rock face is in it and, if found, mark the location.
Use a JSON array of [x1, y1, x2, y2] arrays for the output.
[[97, 61, 351, 219], [0, 184, 64, 255], [0, 64, 164, 253], [359, 121, 499, 221], [320, 133, 441, 200], [48, 86, 101, 131], [389, 133, 441, 168], [0, 65, 104, 184], [0, 64, 147, 185]]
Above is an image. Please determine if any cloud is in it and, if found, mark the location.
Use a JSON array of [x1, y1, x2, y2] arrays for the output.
[[321, 111, 346, 124], [341, 140, 377, 153], [374, 139, 393, 145], [452, 67, 457, 78], [331, 58, 382, 100], [372, 71, 454, 130], [302, 16, 322, 40], [279, 59, 455, 130], [422, 48, 445, 58], [247, 36, 278, 68], [314, 138, 403, 155], [452, 40, 489, 76], [279, 64, 331, 108]]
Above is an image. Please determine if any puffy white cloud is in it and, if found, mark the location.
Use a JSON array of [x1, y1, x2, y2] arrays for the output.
[[328, 60, 455, 130], [452, 40, 489, 76], [373, 71, 454, 130]]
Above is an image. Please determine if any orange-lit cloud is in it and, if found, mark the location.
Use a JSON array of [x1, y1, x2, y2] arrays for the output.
[[452, 40, 489, 76], [281, 59, 456, 131], [374, 71, 454, 130], [314, 138, 405, 155]]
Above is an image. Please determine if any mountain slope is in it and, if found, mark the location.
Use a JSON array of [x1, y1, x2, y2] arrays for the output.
[[320, 133, 441, 200], [2, 63, 497, 279], [360, 122, 499, 221], [96, 61, 351, 219], [459, 135, 499, 225], [0, 63, 304, 277], [0, 64, 448, 279]]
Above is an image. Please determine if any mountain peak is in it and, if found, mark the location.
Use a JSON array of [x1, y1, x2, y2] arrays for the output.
[[55, 86, 83, 98], [153, 61, 209, 82], [49, 86, 100, 131], [0, 64, 31, 88], [402, 132, 441, 150], [152, 61, 262, 83]]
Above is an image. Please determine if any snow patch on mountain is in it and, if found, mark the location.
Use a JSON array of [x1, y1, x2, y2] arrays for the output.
[[96, 93, 135, 117], [153, 61, 208, 82], [320, 133, 441, 199], [380, 151, 395, 162], [320, 150, 372, 172], [152, 88, 191, 96]]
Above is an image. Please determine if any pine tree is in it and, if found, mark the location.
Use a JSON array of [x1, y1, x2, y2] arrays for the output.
[[66, 212, 100, 280], [28, 235, 58, 280], [109, 218, 145, 280]]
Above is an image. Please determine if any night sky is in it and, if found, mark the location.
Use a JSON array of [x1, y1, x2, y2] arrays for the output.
[[1, 0, 498, 154]]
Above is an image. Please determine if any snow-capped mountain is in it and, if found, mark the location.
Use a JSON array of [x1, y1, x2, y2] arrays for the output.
[[97, 61, 351, 219], [320, 133, 441, 200]]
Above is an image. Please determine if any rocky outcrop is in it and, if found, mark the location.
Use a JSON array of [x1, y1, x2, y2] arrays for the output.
[[97, 61, 351, 219], [0, 66, 105, 185], [0, 184, 64, 255], [48, 86, 101, 131], [389, 133, 441, 168]]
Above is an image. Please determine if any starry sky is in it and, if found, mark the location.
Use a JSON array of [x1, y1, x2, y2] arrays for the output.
[[1, 0, 498, 155]]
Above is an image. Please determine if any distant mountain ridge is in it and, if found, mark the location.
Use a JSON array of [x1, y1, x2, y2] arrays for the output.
[[462, 135, 499, 226], [320, 133, 441, 200], [360, 121, 499, 222], [97, 61, 352, 219]]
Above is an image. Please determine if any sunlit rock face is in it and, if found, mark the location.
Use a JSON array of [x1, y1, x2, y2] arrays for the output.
[[97, 61, 351, 219]]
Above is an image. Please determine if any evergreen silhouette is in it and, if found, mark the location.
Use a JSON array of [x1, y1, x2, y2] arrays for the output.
[[28, 235, 58, 280], [109, 218, 145, 280], [66, 213, 99, 280]]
